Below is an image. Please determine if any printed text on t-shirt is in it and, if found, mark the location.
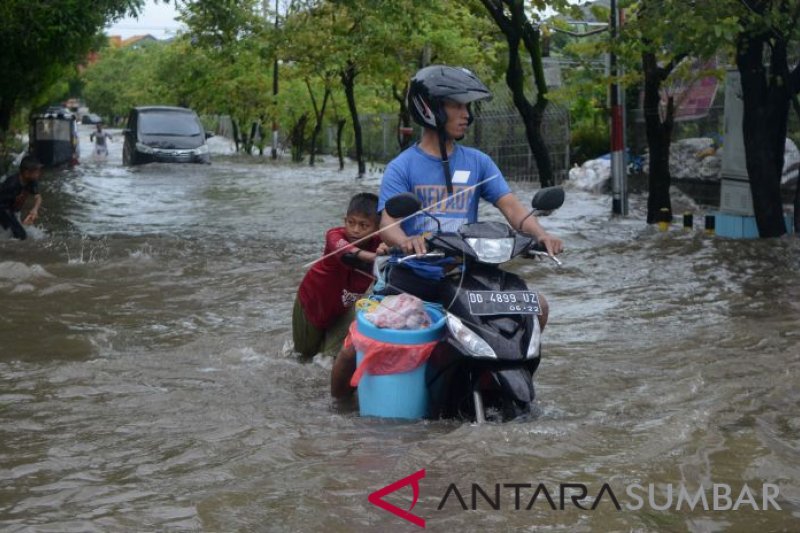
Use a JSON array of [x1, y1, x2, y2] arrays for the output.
[[413, 185, 476, 214]]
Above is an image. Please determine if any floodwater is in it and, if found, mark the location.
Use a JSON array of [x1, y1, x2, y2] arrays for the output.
[[1, 126, 798, 531]]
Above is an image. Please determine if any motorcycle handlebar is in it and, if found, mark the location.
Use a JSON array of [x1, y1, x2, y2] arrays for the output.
[[527, 243, 563, 266], [389, 241, 562, 265], [529, 241, 548, 253]]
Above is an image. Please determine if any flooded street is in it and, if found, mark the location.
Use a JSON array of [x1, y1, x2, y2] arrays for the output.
[[1, 126, 798, 531]]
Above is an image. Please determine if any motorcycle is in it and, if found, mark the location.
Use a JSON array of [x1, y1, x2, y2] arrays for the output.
[[376, 187, 564, 423]]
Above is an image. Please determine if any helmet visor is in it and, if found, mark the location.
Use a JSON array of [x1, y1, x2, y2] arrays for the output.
[[445, 90, 492, 104]]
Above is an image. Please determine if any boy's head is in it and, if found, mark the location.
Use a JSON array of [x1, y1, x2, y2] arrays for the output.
[[344, 192, 379, 242], [19, 156, 43, 182]]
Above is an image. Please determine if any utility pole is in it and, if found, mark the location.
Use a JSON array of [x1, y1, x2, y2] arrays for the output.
[[271, 0, 279, 160], [609, 0, 628, 215]]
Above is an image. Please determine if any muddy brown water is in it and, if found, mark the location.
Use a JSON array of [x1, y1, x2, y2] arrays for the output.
[[1, 127, 798, 531]]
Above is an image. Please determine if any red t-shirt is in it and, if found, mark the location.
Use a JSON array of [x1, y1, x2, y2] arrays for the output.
[[298, 227, 382, 329]]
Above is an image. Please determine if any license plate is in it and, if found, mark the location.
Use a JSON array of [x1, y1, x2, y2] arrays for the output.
[[467, 291, 541, 316]]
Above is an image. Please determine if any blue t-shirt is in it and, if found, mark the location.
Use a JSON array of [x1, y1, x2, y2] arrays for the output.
[[378, 144, 511, 235]]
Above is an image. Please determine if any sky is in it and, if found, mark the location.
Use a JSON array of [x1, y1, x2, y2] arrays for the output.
[[103, 0, 586, 40], [105, 0, 184, 40]]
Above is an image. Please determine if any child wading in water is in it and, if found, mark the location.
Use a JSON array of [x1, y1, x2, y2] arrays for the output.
[[90, 123, 112, 157], [292, 192, 386, 357]]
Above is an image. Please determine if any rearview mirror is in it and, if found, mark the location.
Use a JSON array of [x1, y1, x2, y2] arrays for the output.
[[531, 187, 565, 212], [384, 192, 421, 218]]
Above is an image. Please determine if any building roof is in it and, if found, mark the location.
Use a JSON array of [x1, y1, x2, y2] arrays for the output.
[[120, 34, 159, 47]]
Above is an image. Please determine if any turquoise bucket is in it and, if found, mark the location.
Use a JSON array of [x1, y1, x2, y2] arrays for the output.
[[355, 302, 446, 419]]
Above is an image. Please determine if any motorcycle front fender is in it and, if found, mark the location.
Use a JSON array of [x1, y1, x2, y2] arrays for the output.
[[492, 367, 535, 419]]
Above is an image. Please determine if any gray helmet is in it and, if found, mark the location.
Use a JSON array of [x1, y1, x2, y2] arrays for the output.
[[407, 65, 492, 130]]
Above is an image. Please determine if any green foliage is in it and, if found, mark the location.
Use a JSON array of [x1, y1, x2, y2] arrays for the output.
[[571, 123, 610, 165], [78, 1, 505, 160], [0, 0, 144, 131]]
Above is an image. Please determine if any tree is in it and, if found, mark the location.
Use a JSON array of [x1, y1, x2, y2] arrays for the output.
[[0, 0, 143, 167], [305, 79, 331, 166], [177, 0, 275, 153], [560, 1, 739, 225], [283, 0, 493, 176], [733, 0, 800, 237], [629, 0, 799, 235], [480, 0, 570, 188], [82, 37, 220, 124], [281, 0, 397, 176], [629, 0, 725, 224], [547, 12, 611, 166]]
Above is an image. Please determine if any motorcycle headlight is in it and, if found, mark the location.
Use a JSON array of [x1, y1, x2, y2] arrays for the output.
[[465, 238, 514, 263], [446, 313, 496, 359], [526, 314, 542, 359], [135, 142, 156, 154]]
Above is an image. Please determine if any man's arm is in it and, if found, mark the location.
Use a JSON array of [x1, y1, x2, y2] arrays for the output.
[[351, 242, 388, 264], [380, 210, 426, 255], [495, 193, 563, 256], [22, 194, 42, 225]]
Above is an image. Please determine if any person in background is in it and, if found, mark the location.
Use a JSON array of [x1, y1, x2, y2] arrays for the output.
[[293, 192, 387, 358], [90, 123, 112, 157], [0, 155, 43, 240]]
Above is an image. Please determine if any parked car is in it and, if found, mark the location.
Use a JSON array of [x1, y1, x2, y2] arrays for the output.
[[122, 106, 211, 165], [81, 113, 102, 125]]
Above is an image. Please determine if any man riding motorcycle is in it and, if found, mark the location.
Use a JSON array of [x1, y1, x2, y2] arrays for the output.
[[330, 65, 562, 399]]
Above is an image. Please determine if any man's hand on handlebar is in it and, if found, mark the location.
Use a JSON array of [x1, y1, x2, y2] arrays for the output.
[[536, 233, 563, 256], [400, 235, 427, 256]]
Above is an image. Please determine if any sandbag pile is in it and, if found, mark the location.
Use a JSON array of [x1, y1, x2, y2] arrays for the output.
[[641, 137, 720, 180], [568, 137, 800, 192], [567, 157, 611, 193]]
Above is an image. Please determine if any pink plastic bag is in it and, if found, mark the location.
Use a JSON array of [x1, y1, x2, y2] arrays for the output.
[[363, 294, 431, 330], [344, 321, 437, 387]]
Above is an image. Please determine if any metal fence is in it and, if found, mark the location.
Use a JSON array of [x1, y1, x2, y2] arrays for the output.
[[354, 86, 571, 183], [628, 105, 726, 155], [213, 85, 571, 184], [628, 103, 799, 154]]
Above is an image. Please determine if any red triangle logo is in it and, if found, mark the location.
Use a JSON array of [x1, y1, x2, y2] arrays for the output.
[[368, 469, 426, 528]]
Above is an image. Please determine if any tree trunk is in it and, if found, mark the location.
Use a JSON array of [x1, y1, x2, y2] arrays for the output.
[[272, 56, 279, 160], [795, 166, 800, 234], [642, 51, 675, 224], [247, 121, 259, 155], [788, 90, 800, 235], [308, 83, 330, 167], [290, 113, 309, 163], [336, 119, 346, 171], [231, 119, 241, 153], [0, 98, 14, 175], [257, 118, 265, 156], [736, 33, 790, 237], [341, 61, 365, 178], [0, 98, 13, 134], [520, 14, 554, 187], [481, 0, 554, 186]]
